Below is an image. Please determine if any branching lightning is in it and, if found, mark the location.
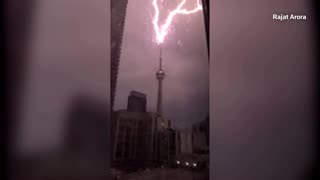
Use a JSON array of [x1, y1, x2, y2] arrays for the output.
[[152, 0, 202, 44]]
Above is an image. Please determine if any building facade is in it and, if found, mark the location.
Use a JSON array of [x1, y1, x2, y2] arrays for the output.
[[176, 130, 193, 155], [148, 112, 171, 164], [168, 128, 177, 160], [111, 90, 178, 168], [111, 0, 128, 110], [111, 91, 173, 168], [192, 116, 209, 154], [111, 91, 152, 169], [127, 91, 147, 112], [112, 111, 152, 163]]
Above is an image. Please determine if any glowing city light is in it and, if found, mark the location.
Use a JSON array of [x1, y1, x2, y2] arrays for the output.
[[193, 162, 197, 167], [152, 0, 202, 44]]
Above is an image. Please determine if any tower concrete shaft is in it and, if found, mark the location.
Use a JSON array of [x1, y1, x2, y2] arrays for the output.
[[156, 46, 165, 117]]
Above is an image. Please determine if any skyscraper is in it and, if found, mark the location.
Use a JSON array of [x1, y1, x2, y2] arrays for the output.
[[111, 0, 128, 111], [111, 91, 152, 169], [127, 91, 147, 112]]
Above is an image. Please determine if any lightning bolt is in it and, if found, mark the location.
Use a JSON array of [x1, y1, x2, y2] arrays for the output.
[[152, 0, 202, 44]]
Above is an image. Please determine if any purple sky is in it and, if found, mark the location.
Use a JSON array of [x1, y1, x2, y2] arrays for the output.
[[114, 0, 209, 129]]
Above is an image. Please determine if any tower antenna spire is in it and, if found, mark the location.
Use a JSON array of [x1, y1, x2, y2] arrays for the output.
[[159, 44, 162, 70], [156, 44, 165, 118]]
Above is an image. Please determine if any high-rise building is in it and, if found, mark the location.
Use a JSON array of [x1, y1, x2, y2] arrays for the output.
[[148, 112, 170, 164], [111, 91, 153, 169], [111, 110, 152, 163], [202, 0, 209, 56], [127, 91, 147, 112], [168, 128, 177, 160], [192, 115, 209, 154], [111, 0, 128, 110], [175, 130, 193, 156]]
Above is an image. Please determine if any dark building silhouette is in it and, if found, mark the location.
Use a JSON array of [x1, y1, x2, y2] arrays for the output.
[[192, 115, 209, 154], [127, 91, 147, 112], [112, 111, 152, 165], [168, 128, 177, 160], [148, 112, 172, 164], [7, 0, 35, 164], [111, 91, 153, 169], [176, 130, 193, 155], [112, 91, 173, 169], [111, 0, 129, 110], [153, 131, 169, 163], [202, 0, 209, 56]]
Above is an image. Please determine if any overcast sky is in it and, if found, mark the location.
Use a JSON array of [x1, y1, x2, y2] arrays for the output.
[[114, 0, 209, 129]]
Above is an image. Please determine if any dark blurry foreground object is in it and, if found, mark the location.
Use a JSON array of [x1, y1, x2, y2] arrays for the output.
[[64, 95, 109, 164], [12, 95, 109, 180], [201, 0, 209, 57], [7, 0, 111, 179], [6, 0, 35, 151], [6, 0, 36, 179]]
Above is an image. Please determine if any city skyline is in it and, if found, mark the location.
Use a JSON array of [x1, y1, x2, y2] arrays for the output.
[[114, 0, 209, 129]]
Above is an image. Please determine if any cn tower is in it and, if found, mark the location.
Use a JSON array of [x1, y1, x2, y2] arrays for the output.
[[156, 46, 165, 118]]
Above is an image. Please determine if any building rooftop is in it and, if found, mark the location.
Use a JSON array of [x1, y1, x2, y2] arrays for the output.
[[130, 91, 146, 99]]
